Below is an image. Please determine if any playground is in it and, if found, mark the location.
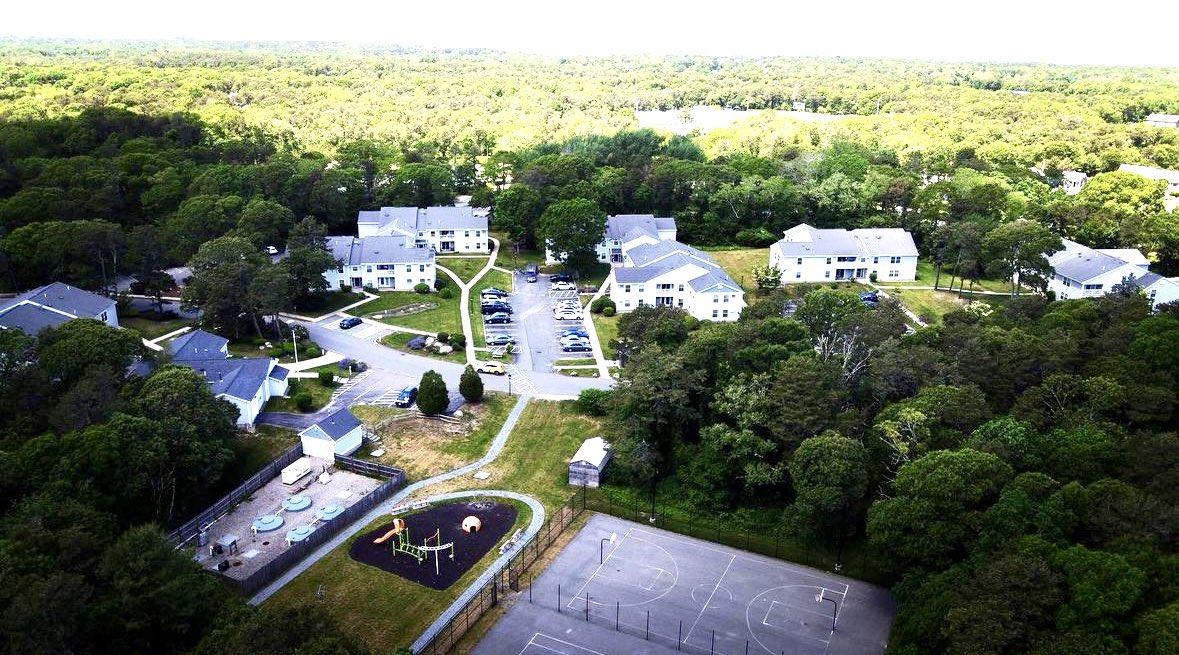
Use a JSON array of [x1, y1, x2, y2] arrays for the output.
[[349, 500, 518, 590], [473, 514, 895, 655]]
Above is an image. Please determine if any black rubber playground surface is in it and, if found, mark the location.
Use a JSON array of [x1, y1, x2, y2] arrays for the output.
[[350, 501, 517, 590], [472, 514, 894, 655]]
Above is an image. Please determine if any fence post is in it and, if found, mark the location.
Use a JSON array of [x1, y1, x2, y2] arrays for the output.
[[677, 620, 682, 651], [558, 583, 561, 613], [616, 601, 620, 631]]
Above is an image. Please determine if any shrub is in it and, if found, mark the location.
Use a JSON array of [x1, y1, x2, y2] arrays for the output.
[[340, 284, 352, 293], [294, 392, 314, 412], [734, 227, 779, 247], [292, 325, 309, 340], [869, 271, 878, 283], [602, 305, 616, 317], [451, 334, 466, 348], [338, 357, 353, 370], [268, 347, 284, 358], [303, 345, 321, 358], [434, 278, 448, 290], [417, 370, 449, 415], [253, 338, 267, 347], [459, 365, 484, 403], [436, 332, 450, 344], [414, 283, 431, 294], [577, 388, 612, 416], [363, 285, 378, 294], [438, 286, 455, 299], [354, 361, 369, 372], [318, 370, 334, 386], [590, 297, 616, 314]]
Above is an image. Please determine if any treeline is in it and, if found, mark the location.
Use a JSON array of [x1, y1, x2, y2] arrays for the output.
[[596, 287, 1179, 653], [0, 320, 367, 654]]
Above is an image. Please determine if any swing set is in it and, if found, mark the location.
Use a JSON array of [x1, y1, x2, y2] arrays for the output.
[[372, 518, 455, 576]]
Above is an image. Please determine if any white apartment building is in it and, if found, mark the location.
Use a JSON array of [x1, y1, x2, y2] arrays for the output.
[[357, 206, 489, 254], [324, 236, 436, 291], [603, 216, 746, 322], [769, 224, 919, 283], [1047, 238, 1179, 308]]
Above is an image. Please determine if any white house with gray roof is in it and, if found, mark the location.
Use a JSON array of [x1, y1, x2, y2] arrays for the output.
[[769, 224, 919, 283], [169, 329, 289, 428], [323, 235, 436, 291], [356, 206, 489, 254], [1047, 238, 1179, 307], [0, 282, 117, 334], [299, 407, 364, 460], [546, 214, 679, 265]]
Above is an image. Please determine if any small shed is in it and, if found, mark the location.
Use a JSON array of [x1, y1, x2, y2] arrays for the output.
[[299, 407, 364, 460], [568, 436, 612, 488]]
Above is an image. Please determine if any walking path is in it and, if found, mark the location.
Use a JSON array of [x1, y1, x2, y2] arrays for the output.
[[436, 237, 502, 365], [865, 282, 927, 328], [282, 350, 344, 372], [581, 272, 614, 378], [148, 325, 192, 344], [248, 393, 533, 605]]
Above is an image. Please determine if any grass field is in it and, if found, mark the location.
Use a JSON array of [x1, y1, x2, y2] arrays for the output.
[[297, 290, 368, 316], [119, 315, 190, 340], [882, 287, 1011, 325], [437, 256, 491, 283], [492, 233, 546, 271], [884, 260, 1013, 293], [263, 376, 336, 413], [590, 312, 619, 359], [363, 291, 463, 335], [471, 269, 514, 346], [707, 247, 770, 293], [379, 331, 467, 363]]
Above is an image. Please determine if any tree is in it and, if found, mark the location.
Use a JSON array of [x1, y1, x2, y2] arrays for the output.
[[536, 198, 607, 271], [284, 216, 336, 306], [35, 319, 144, 388], [611, 345, 705, 463], [750, 264, 782, 292], [613, 305, 690, 357], [417, 370, 449, 416], [787, 433, 870, 543], [981, 221, 1062, 296], [459, 365, 484, 403], [234, 197, 295, 248], [1137, 601, 1179, 655], [182, 236, 268, 338], [793, 288, 869, 358], [379, 163, 455, 207], [493, 185, 543, 249]]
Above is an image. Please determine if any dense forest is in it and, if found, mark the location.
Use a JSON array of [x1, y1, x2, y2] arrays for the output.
[[600, 289, 1179, 654], [2, 40, 1179, 654]]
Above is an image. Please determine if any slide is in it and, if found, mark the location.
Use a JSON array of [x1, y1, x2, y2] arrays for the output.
[[373, 528, 399, 545]]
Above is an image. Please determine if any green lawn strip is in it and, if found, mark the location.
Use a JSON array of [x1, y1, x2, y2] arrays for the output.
[[471, 269, 514, 346], [308, 362, 355, 379], [436, 256, 490, 283], [264, 376, 337, 413], [379, 332, 467, 363], [559, 369, 600, 377], [590, 312, 619, 359], [362, 291, 463, 335], [350, 405, 410, 426], [294, 291, 367, 315], [881, 287, 1012, 325], [438, 392, 514, 462], [119, 315, 191, 340], [491, 233, 546, 271], [882, 260, 1012, 293], [553, 358, 596, 366], [263, 499, 532, 653], [706, 247, 770, 293]]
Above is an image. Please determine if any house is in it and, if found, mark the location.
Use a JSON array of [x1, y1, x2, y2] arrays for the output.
[[1046, 238, 1179, 307], [356, 206, 489, 254], [592, 215, 745, 322], [170, 329, 289, 428], [298, 407, 364, 460], [323, 236, 436, 291], [0, 282, 118, 334], [568, 436, 611, 487], [1061, 170, 1088, 195], [769, 224, 919, 283], [1145, 113, 1179, 128], [1117, 164, 1179, 212]]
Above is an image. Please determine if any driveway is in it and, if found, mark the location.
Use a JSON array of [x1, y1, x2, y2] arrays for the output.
[[510, 271, 580, 372], [315, 314, 394, 341]]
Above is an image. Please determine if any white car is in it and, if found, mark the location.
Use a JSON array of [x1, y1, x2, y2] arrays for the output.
[[554, 310, 582, 320], [551, 281, 576, 291]]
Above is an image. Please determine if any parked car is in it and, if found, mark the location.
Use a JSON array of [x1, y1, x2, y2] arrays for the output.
[[549, 273, 573, 283], [554, 309, 582, 320], [551, 281, 576, 291], [485, 312, 512, 324], [563, 343, 592, 353], [525, 263, 539, 283], [481, 287, 509, 298], [394, 386, 418, 408], [561, 337, 589, 347], [475, 361, 507, 375], [339, 316, 363, 329], [481, 302, 513, 315], [486, 334, 516, 346], [560, 329, 589, 337]]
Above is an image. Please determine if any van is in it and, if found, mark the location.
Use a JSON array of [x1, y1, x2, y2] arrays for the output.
[[525, 263, 539, 282]]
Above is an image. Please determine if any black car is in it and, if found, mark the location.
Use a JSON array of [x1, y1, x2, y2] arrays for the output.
[[480, 287, 509, 298], [394, 386, 418, 408], [485, 312, 512, 324], [339, 316, 363, 329], [487, 334, 516, 346], [480, 302, 513, 315], [549, 272, 573, 283], [563, 343, 592, 353]]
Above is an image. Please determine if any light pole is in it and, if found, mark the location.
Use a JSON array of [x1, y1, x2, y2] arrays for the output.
[[292, 329, 299, 363], [816, 589, 837, 633], [600, 532, 616, 563], [507, 373, 513, 396]]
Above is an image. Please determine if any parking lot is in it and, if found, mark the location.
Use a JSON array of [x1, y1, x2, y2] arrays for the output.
[[490, 272, 590, 373], [316, 314, 395, 341]]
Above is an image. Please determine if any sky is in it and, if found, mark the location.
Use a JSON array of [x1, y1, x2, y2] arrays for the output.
[[4, 0, 1178, 68]]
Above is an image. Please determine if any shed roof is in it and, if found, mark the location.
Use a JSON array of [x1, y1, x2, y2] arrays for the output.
[[570, 437, 611, 469], [303, 407, 362, 441]]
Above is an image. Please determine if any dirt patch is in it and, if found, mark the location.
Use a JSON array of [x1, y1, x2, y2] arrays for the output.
[[349, 501, 517, 590], [361, 403, 495, 480], [367, 302, 438, 319]]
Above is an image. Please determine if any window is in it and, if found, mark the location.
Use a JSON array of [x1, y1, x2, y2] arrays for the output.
[[657, 283, 673, 290], [352, 266, 359, 272], [339, 280, 345, 289], [873, 256, 879, 264], [464, 231, 470, 237], [624, 284, 631, 293], [405, 265, 411, 272], [430, 231, 436, 237], [797, 257, 803, 265], [638, 285, 645, 293], [99, 311, 108, 322], [795, 271, 801, 279], [889, 270, 900, 278], [337, 266, 344, 273], [624, 300, 631, 308], [826, 257, 832, 264], [712, 309, 718, 318], [678, 284, 684, 292], [722, 310, 729, 318], [890, 256, 902, 264], [366, 265, 372, 273], [419, 264, 426, 272], [713, 295, 719, 303], [677, 299, 683, 307], [824, 271, 831, 279], [723, 295, 729, 303], [1084, 284, 1104, 290]]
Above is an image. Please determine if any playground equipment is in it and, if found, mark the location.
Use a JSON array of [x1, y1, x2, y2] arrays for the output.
[[372, 518, 406, 545], [373, 519, 455, 575], [462, 516, 482, 533], [418, 528, 456, 577]]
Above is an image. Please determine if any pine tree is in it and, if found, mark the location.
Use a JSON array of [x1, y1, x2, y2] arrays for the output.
[[417, 370, 449, 416], [459, 365, 484, 403]]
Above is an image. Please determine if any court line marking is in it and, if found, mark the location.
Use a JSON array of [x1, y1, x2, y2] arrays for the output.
[[520, 632, 607, 655], [683, 553, 735, 643], [746, 585, 833, 654], [566, 527, 634, 609], [567, 532, 681, 609], [629, 526, 850, 597], [762, 600, 780, 626]]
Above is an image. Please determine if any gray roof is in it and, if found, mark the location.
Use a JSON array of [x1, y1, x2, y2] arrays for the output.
[[358, 207, 418, 235], [417, 206, 486, 231], [3, 282, 114, 319], [1052, 248, 1135, 282], [179, 357, 279, 401], [1136, 272, 1164, 286], [614, 266, 668, 283], [310, 407, 362, 441], [170, 329, 229, 362], [606, 215, 675, 241], [326, 236, 434, 266], [0, 303, 70, 334], [773, 224, 917, 258], [626, 240, 719, 269], [270, 365, 289, 381], [688, 270, 742, 293], [852, 229, 919, 257]]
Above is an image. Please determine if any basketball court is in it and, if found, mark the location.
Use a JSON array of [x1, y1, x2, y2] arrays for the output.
[[472, 514, 893, 655]]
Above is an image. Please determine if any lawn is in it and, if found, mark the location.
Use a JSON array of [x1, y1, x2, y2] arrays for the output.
[[590, 312, 619, 359], [294, 290, 368, 316], [437, 256, 491, 283], [471, 269, 514, 346], [219, 425, 299, 488], [885, 260, 1013, 294], [362, 291, 463, 336], [225, 339, 320, 365], [263, 376, 336, 413], [882, 287, 1008, 325], [120, 315, 191, 340], [379, 331, 467, 363], [357, 391, 516, 481], [706, 247, 770, 293], [493, 232, 546, 271]]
